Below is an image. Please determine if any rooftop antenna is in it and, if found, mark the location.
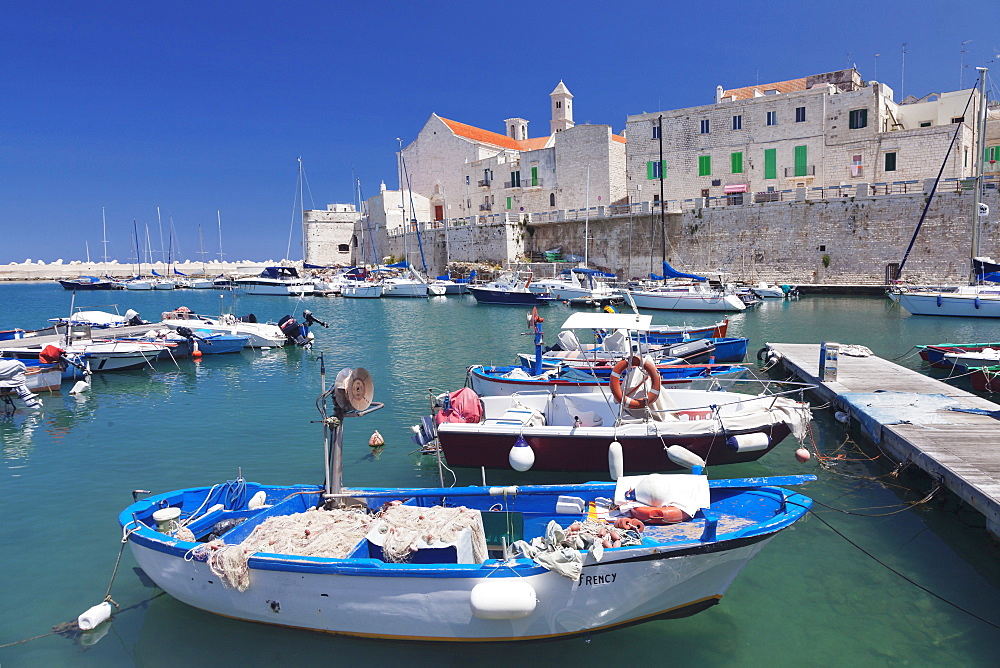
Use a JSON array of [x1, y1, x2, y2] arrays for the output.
[[901, 43, 908, 100], [961, 40, 972, 89]]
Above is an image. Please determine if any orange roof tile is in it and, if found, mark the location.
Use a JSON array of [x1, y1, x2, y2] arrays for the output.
[[723, 77, 808, 101], [612, 134, 626, 144], [439, 117, 523, 150], [518, 137, 551, 151]]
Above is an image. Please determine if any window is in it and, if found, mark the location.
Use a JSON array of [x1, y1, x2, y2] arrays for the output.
[[510, 170, 521, 187], [700, 119, 710, 134], [698, 155, 711, 176], [951, 116, 965, 124], [732, 115, 742, 130], [794, 145, 808, 177], [764, 148, 776, 179], [731, 152, 743, 174], [884, 152, 897, 172], [795, 106, 806, 123], [701, 189, 710, 198], [549, 193, 555, 207], [985, 146, 1000, 170], [766, 111, 776, 126], [919, 121, 932, 127], [337, 244, 349, 252], [851, 154, 863, 177], [465, 175, 470, 185], [848, 108, 868, 129], [556, 101, 561, 109], [652, 124, 660, 140], [530, 166, 538, 187], [647, 160, 666, 179]]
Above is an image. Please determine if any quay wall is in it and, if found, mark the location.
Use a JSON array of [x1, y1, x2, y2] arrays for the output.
[[384, 189, 1000, 285]]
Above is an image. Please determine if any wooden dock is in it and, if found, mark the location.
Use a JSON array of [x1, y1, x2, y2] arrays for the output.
[[767, 343, 1000, 539]]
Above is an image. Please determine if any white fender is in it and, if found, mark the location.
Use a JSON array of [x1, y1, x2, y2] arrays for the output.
[[470, 579, 537, 619]]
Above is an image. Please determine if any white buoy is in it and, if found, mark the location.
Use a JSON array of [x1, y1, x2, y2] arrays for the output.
[[78, 601, 112, 630], [508, 435, 535, 472], [608, 440, 624, 481], [666, 445, 706, 470], [248, 490, 267, 509], [470, 579, 537, 619], [725, 433, 770, 452]]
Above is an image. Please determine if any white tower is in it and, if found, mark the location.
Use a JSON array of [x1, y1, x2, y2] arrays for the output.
[[550, 80, 574, 134], [504, 117, 529, 140]]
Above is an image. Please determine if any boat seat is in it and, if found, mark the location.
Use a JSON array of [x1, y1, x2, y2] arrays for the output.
[[483, 407, 545, 427], [547, 394, 617, 428]]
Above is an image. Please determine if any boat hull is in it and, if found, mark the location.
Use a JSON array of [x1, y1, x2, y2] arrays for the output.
[[162, 320, 286, 348], [889, 291, 1000, 318], [382, 280, 428, 298], [58, 280, 116, 290], [233, 280, 314, 296], [626, 290, 746, 312], [342, 284, 384, 298], [438, 421, 792, 472], [469, 287, 548, 305]]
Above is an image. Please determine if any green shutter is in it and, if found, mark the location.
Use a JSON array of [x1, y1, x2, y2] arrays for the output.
[[731, 152, 743, 174], [506, 197, 512, 210], [647, 161, 654, 180], [764, 149, 776, 179], [794, 145, 807, 177], [531, 167, 538, 186], [698, 155, 711, 176], [660, 160, 667, 178]]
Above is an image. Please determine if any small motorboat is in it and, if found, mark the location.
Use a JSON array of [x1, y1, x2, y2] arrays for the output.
[[111, 366, 815, 642], [57, 276, 117, 291], [341, 282, 384, 299], [0, 358, 59, 409], [1, 341, 160, 379], [162, 310, 296, 348], [918, 342, 1000, 369], [469, 271, 553, 305], [233, 267, 315, 296]]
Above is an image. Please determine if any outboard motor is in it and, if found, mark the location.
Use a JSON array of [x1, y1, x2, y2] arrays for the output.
[[278, 315, 309, 346], [302, 310, 328, 328], [0, 359, 41, 409]]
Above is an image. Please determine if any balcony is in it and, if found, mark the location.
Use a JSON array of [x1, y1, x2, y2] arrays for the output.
[[784, 165, 816, 177], [477, 179, 491, 187], [478, 203, 492, 211]]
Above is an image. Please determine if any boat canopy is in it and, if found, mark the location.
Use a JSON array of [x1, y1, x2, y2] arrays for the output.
[[565, 267, 616, 278], [560, 312, 653, 331], [658, 261, 706, 282], [387, 261, 410, 269], [259, 266, 301, 279]]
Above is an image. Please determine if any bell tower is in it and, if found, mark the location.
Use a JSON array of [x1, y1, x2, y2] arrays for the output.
[[550, 80, 574, 135]]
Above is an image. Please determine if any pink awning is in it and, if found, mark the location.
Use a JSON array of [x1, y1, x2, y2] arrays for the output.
[[723, 184, 749, 194]]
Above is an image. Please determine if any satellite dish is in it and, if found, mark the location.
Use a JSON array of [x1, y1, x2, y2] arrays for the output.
[[334, 367, 374, 412]]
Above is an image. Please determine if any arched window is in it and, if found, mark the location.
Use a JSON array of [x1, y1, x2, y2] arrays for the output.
[[549, 193, 556, 207]]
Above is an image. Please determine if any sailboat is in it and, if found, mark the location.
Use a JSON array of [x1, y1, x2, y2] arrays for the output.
[[188, 225, 215, 288], [888, 68, 1000, 317], [59, 209, 117, 290], [381, 143, 431, 297]]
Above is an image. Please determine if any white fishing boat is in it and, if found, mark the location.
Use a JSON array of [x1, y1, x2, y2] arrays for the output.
[[382, 276, 429, 298], [233, 267, 315, 296], [750, 282, 789, 299], [111, 366, 814, 642], [123, 279, 154, 291], [529, 267, 618, 303], [161, 311, 288, 348], [624, 282, 746, 312]]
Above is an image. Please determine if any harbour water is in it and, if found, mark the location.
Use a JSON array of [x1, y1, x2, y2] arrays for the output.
[[2, 283, 999, 665]]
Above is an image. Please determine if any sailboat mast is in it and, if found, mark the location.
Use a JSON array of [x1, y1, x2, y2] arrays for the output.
[[199, 224, 207, 275], [217, 210, 224, 265], [584, 164, 590, 266], [157, 206, 166, 270], [972, 67, 989, 265], [101, 207, 109, 276], [299, 157, 305, 263]]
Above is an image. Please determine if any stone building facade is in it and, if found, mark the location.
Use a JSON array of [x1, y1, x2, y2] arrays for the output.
[[399, 82, 626, 225], [626, 69, 984, 205], [302, 204, 360, 266]]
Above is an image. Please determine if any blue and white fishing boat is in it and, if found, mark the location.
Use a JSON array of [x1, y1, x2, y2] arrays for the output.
[[112, 366, 814, 642]]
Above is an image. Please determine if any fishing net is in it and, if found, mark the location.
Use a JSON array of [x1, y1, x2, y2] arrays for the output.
[[369, 505, 487, 564], [192, 507, 374, 592]]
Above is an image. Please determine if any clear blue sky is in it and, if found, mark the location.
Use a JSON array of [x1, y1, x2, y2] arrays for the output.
[[2, 0, 998, 263]]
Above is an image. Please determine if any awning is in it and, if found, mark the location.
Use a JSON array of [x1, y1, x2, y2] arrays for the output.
[[723, 184, 749, 194]]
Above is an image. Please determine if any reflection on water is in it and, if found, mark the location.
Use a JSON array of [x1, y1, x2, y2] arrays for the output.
[[0, 286, 999, 664]]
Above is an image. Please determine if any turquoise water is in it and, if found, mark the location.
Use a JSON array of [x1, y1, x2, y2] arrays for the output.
[[1, 284, 999, 666]]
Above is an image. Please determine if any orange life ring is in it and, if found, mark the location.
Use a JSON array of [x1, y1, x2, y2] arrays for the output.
[[630, 505, 690, 525], [609, 356, 662, 409]]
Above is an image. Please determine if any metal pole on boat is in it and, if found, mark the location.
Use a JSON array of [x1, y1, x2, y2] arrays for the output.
[[971, 67, 988, 271]]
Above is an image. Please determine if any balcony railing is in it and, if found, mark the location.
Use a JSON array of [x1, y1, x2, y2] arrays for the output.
[[477, 179, 491, 187], [479, 203, 492, 211], [784, 165, 816, 177]]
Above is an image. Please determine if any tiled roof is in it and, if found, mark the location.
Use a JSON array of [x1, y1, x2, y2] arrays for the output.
[[439, 117, 523, 150], [439, 116, 626, 151], [723, 77, 808, 101]]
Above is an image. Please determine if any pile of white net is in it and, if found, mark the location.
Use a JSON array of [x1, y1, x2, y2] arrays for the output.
[[191, 507, 374, 592], [372, 504, 487, 564]]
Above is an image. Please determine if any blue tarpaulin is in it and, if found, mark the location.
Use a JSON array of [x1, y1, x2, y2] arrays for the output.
[[660, 261, 706, 282]]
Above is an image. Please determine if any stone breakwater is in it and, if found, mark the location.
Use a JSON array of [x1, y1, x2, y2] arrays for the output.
[[0, 260, 281, 281]]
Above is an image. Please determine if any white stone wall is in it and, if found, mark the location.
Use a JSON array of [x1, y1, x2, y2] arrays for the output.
[[303, 205, 359, 266]]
